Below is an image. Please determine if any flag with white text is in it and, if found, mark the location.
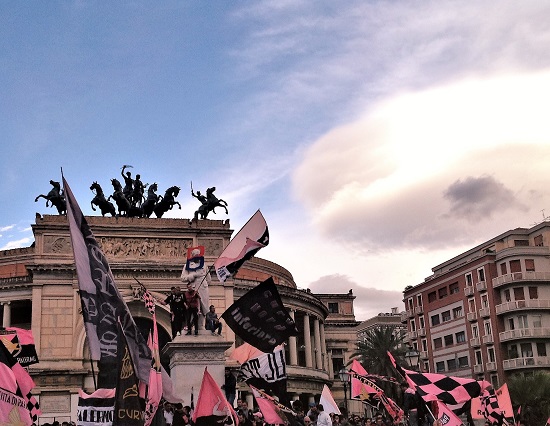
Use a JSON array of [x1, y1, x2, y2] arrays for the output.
[[0, 327, 39, 367], [77, 388, 115, 426], [214, 210, 269, 282]]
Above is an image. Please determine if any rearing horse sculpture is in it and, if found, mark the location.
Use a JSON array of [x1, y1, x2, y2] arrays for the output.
[[154, 186, 181, 218], [109, 178, 132, 216], [90, 182, 116, 217], [35, 180, 66, 215], [142, 183, 159, 218]]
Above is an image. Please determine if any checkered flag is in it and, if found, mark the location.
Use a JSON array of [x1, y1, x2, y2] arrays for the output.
[[480, 388, 505, 426], [27, 392, 41, 422], [134, 278, 156, 315], [388, 351, 490, 405]]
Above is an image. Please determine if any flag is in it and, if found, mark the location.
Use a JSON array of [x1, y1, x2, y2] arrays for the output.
[[222, 277, 298, 353], [480, 388, 504, 426], [77, 388, 115, 426], [514, 406, 521, 426], [192, 368, 238, 426], [0, 341, 40, 426], [214, 210, 269, 282], [64, 176, 151, 385], [185, 246, 205, 272], [0, 327, 39, 367], [134, 279, 156, 316], [144, 322, 162, 426], [432, 400, 465, 426], [160, 367, 182, 404], [350, 375, 382, 402], [388, 351, 490, 405], [349, 359, 368, 376], [545, 416, 550, 426], [319, 385, 341, 415], [495, 384, 513, 418], [250, 385, 294, 425], [113, 322, 145, 426]]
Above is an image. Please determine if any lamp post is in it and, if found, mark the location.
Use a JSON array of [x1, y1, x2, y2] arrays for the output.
[[338, 368, 349, 415], [404, 345, 421, 371]]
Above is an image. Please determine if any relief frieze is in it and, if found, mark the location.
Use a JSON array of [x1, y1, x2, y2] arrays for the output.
[[97, 237, 193, 259]]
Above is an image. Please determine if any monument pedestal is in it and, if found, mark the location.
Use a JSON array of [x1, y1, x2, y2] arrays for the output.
[[162, 330, 232, 405]]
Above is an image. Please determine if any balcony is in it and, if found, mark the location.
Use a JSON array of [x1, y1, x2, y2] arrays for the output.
[[467, 312, 478, 322], [408, 331, 418, 340], [417, 328, 426, 337], [486, 362, 497, 371], [482, 334, 494, 344], [470, 337, 481, 347], [502, 356, 550, 370], [493, 270, 550, 288], [495, 299, 550, 315], [464, 286, 475, 296], [414, 305, 424, 315], [476, 281, 487, 292], [473, 364, 484, 374], [420, 351, 429, 360], [499, 327, 550, 342], [479, 307, 491, 318]]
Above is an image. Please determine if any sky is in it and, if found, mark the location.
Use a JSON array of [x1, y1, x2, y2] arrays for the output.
[[2, 1, 550, 321]]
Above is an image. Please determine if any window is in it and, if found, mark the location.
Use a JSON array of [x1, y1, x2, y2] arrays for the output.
[[481, 294, 489, 308], [438, 287, 448, 298], [328, 303, 339, 313], [421, 339, 428, 351], [491, 374, 499, 389], [477, 267, 485, 282], [410, 319, 416, 331], [444, 335, 454, 346], [419, 316, 425, 329], [537, 342, 547, 357], [487, 347, 495, 363], [504, 289, 511, 302], [458, 356, 469, 368], [472, 324, 479, 338], [529, 286, 538, 299], [456, 331, 466, 343], [465, 273, 473, 286], [525, 259, 535, 272], [518, 315, 528, 329], [468, 298, 476, 313], [449, 282, 459, 294], [428, 291, 437, 303], [520, 343, 533, 358], [433, 338, 443, 349], [508, 318, 515, 330], [514, 287, 525, 300], [447, 359, 457, 370], [408, 298, 414, 310], [431, 314, 440, 326], [534, 235, 543, 246], [417, 294, 423, 306], [500, 263, 508, 275], [533, 315, 542, 328], [514, 240, 529, 247], [510, 260, 521, 273], [442, 310, 451, 322], [436, 361, 445, 372], [10, 300, 32, 329], [508, 344, 518, 359], [475, 350, 482, 365], [484, 321, 492, 336], [453, 306, 463, 319]]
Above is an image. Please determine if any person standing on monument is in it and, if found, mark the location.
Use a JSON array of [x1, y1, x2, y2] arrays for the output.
[[162, 286, 186, 338], [121, 165, 134, 201], [184, 283, 201, 335]]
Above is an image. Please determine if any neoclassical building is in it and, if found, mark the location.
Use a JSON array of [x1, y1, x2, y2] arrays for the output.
[[0, 214, 359, 423]]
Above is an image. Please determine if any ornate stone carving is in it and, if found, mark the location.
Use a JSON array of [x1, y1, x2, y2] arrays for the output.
[[198, 239, 224, 257], [171, 349, 226, 363], [98, 237, 193, 259], [44, 236, 71, 254]]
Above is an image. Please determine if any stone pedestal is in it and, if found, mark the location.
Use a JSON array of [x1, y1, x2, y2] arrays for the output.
[[162, 330, 232, 406]]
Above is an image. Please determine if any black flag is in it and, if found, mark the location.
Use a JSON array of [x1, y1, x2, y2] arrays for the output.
[[222, 277, 298, 353]]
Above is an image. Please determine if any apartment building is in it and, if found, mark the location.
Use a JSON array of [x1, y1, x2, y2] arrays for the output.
[[402, 222, 550, 387]]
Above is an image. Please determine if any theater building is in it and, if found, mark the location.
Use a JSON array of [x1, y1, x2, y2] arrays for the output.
[[0, 214, 359, 423], [402, 222, 550, 387]]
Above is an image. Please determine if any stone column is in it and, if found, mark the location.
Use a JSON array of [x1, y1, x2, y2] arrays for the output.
[[313, 317, 322, 369], [246, 394, 254, 409], [162, 334, 232, 405], [319, 322, 328, 371], [289, 310, 298, 366], [303, 313, 313, 368], [2, 302, 10, 328]]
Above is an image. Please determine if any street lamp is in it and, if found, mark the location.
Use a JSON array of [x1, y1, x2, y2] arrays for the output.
[[338, 368, 349, 415], [404, 345, 421, 371]]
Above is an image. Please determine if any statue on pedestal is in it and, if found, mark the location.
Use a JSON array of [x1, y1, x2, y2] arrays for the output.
[[192, 185, 228, 220], [35, 180, 66, 215]]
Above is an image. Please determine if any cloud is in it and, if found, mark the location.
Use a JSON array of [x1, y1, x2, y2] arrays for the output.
[[293, 72, 550, 252], [0, 225, 15, 233], [1, 238, 32, 251], [307, 274, 403, 321]]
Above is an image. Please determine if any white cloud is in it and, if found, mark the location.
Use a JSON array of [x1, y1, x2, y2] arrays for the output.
[[1, 238, 32, 251], [0, 225, 15, 232]]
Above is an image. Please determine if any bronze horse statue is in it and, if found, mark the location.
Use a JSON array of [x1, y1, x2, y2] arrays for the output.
[[192, 186, 228, 220], [35, 180, 66, 215], [90, 182, 116, 217], [142, 183, 159, 218], [109, 178, 132, 216], [154, 186, 181, 218]]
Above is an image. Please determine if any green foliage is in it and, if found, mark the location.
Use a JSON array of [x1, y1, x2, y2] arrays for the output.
[[508, 372, 550, 425]]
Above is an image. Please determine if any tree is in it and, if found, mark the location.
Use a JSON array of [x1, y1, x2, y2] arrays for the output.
[[508, 372, 550, 426]]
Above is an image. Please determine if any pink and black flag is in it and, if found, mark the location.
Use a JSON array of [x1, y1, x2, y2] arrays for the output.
[[64, 176, 151, 386], [250, 385, 294, 425], [192, 368, 238, 426], [432, 400, 465, 426], [388, 351, 490, 406], [0, 327, 39, 367], [480, 388, 505, 426], [214, 210, 269, 282]]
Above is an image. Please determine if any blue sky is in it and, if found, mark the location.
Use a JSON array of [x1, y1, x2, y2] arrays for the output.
[[2, 2, 550, 320]]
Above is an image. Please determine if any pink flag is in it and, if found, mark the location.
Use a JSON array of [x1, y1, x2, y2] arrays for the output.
[[319, 384, 341, 415], [144, 316, 163, 426], [193, 368, 238, 426], [250, 385, 292, 425], [351, 376, 382, 401], [350, 359, 368, 376], [433, 400, 465, 426], [495, 384, 513, 418]]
